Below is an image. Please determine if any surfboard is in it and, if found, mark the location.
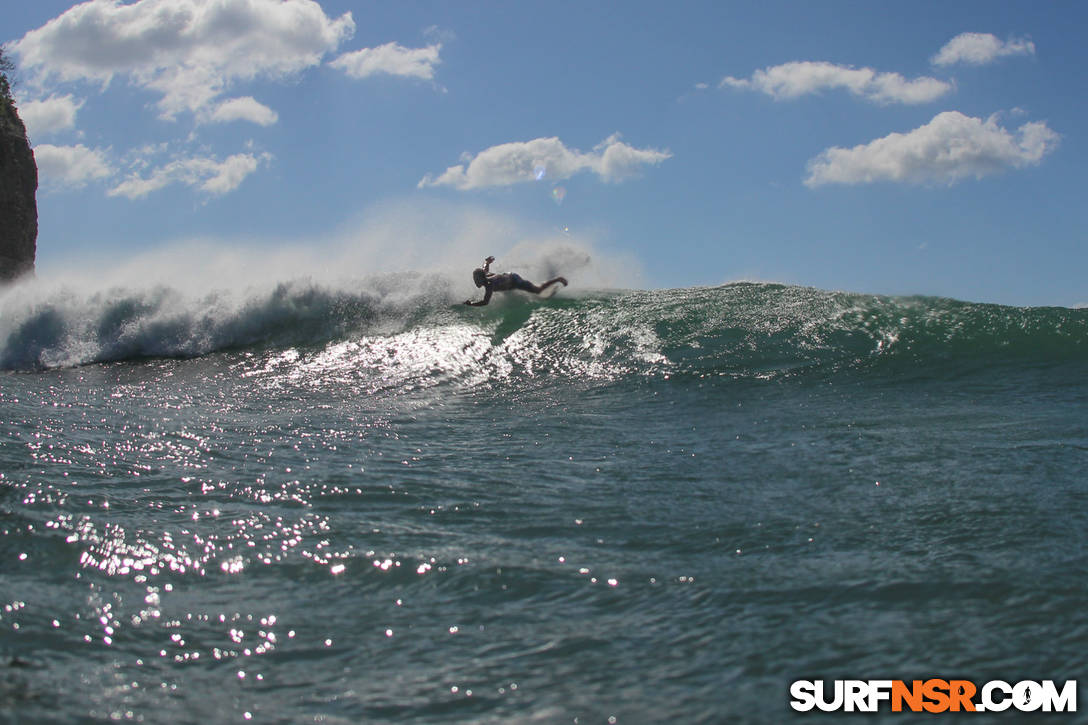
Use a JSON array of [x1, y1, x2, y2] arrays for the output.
[[538, 283, 560, 299]]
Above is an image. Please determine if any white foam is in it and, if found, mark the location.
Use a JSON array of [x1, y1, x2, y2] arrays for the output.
[[3, 201, 642, 368]]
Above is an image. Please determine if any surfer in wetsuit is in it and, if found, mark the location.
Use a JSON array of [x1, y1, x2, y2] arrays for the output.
[[464, 256, 567, 306]]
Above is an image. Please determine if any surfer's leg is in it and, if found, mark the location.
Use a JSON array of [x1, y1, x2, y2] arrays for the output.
[[511, 274, 542, 293], [539, 277, 568, 292]]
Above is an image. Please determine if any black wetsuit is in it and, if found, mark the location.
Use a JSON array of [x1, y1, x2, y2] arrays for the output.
[[486, 273, 535, 293]]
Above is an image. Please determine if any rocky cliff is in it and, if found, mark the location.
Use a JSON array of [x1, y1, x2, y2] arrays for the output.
[[0, 93, 37, 283]]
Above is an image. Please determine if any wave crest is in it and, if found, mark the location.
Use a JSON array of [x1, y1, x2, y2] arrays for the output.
[[2, 280, 1085, 377]]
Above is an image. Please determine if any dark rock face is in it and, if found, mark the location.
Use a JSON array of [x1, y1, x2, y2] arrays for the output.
[[0, 95, 37, 283]]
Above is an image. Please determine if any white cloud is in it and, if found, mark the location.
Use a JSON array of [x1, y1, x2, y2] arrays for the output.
[[12, 0, 355, 119], [721, 61, 952, 105], [419, 134, 672, 190], [209, 97, 279, 126], [34, 143, 113, 188], [330, 42, 441, 81], [109, 152, 272, 199], [932, 33, 1035, 67], [17, 94, 83, 139], [804, 111, 1059, 187], [423, 26, 456, 45]]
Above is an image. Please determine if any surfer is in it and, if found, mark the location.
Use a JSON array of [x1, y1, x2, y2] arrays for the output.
[[464, 256, 567, 306]]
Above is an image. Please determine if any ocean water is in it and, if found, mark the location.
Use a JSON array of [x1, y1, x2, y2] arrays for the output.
[[1, 279, 1086, 724]]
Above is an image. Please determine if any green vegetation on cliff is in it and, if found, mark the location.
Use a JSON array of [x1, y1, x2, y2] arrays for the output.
[[0, 45, 13, 105]]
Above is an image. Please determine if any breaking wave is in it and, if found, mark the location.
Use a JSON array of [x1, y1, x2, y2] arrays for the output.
[[2, 278, 1085, 380]]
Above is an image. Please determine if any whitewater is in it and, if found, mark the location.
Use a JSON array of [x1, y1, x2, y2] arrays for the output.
[[1, 269, 1086, 723]]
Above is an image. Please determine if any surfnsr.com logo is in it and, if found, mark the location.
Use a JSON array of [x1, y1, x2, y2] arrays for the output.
[[790, 679, 1077, 713]]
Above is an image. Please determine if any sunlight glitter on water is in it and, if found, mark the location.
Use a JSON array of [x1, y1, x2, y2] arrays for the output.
[[242, 325, 495, 394], [230, 307, 673, 401]]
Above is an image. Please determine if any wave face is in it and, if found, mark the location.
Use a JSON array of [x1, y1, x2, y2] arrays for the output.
[[2, 279, 1085, 378]]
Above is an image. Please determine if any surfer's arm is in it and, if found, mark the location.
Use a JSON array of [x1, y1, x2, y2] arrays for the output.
[[483, 256, 494, 273], [464, 287, 493, 306]]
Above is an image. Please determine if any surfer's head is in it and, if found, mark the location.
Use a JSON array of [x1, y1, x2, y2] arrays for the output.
[[472, 268, 487, 287]]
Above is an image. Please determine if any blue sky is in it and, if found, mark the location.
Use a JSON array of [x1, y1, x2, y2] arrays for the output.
[[5, 0, 1086, 306]]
